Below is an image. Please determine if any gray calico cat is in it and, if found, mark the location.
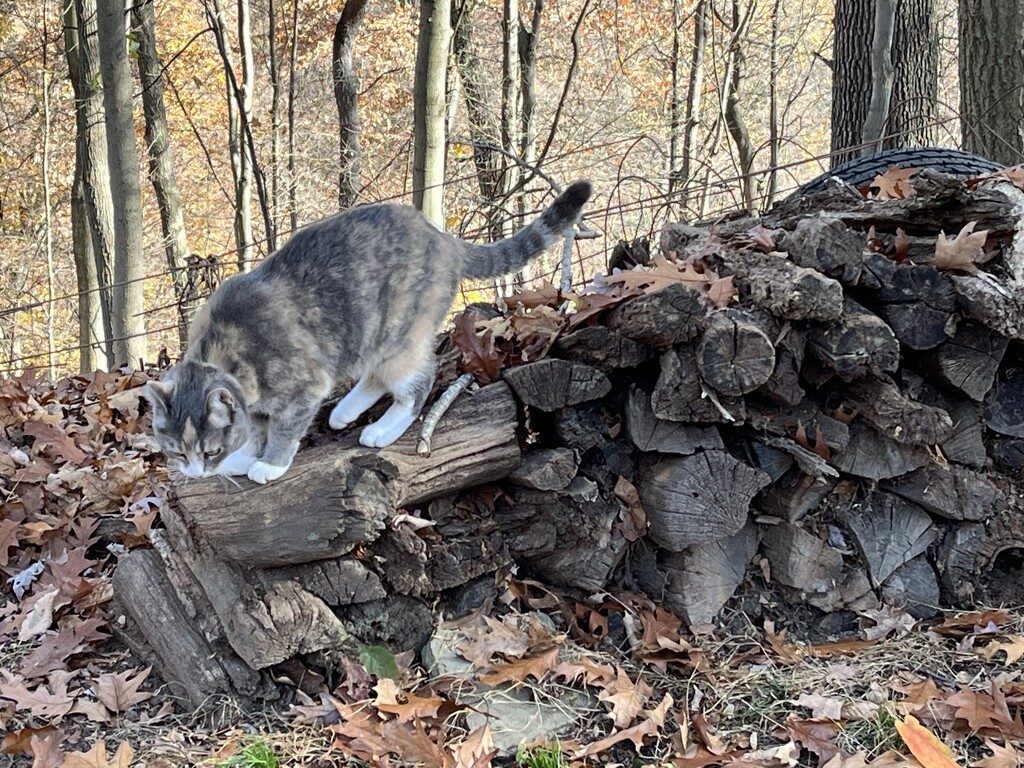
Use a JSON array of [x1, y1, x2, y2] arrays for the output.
[[145, 181, 592, 484]]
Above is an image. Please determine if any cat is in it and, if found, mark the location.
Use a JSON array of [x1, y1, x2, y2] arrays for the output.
[[144, 181, 593, 484]]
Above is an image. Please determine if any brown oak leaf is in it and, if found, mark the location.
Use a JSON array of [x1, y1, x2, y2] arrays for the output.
[[94, 667, 153, 713], [932, 221, 992, 273]]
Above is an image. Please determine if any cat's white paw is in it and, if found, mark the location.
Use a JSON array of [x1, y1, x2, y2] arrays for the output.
[[328, 409, 351, 431], [247, 460, 288, 484], [217, 449, 257, 476], [359, 418, 412, 448]]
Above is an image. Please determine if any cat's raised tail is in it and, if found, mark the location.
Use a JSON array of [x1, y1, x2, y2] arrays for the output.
[[460, 180, 593, 279]]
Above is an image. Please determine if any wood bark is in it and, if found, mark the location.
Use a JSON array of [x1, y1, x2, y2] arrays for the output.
[[96, 0, 147, 366], [958, 0, 1024, 165], [502, 359, 611, 411], [723, 0, 755, 212], [830, 0, 874, 164], [697, 309, 776, 396], [132, 0, 193, 349], [412, 0, 451, 226], [885, 0, 938, 148], [606, 283, 705, 350], [860, 0, 896, 151], [333, 0, 368, 209]]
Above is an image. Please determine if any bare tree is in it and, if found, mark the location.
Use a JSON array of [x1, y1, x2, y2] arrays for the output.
[[959, 0, 1024, 164], [723, 1, 756, 212], [133, 0, 193, 349], [861, 0, 896, 150], [333, 0, 369, 209], [672, 0, 707, 213], [412, 0, 451, 226], [885, 0, 938, 148], [64, 0, 114, 370], [96, 0, 147, 366]]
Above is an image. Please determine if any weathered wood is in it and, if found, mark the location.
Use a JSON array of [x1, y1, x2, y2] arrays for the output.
[[940, 400, 989, 468], [625, 385, 724, 455], [605, 282, 705, 349], [758, 469, 837, 522], [551, 405, 609, 452], [499, 477, 627, 592], [952, 273, 1024, 341], [112, 549, 265, 708], [930, 322, 1007, 401], [552, 325, 655, 370], [705, 249, 845, 321], [761, 522, 844, 599], [985, 373, 1024, 438], [697, 309, 777, 396], [841, 376, 953, 446], [652, 346, 747, 423], [508, 447, 579, 491], [832, 423, 931, 481], [859, 254, 956, 350], [840, 491, 938, 587], [807, 299, 900, 380], [879, 556, 940, 619], [175, 382, 521, 566], [661, 522, 759, 627], [936, 509, 1024, 606], [266, 558, 386, 606], [640, 451, 770, 552], [746, 441, 795, 482], [781, 214, 869, 284], [758, 328, 806, 406], [746, 399, 850, 453], [503, 359, 611, 411], [881, 464, 1005, 522]]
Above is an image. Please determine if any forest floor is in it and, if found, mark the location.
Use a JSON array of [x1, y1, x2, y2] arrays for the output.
[[2, 371, 1024, 768]]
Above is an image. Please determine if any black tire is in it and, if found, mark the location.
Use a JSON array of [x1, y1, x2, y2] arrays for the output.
[[795, 147, 1004, 195]]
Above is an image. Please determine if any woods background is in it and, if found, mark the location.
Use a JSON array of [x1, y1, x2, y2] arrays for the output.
[[0, 0, 1022, 379]]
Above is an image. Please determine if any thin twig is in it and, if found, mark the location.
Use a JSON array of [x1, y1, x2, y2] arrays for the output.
[[417, 374, 474, 457]]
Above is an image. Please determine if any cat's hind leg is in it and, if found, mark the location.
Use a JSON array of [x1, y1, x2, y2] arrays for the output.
[[359, 359, 435, 448], [328, 375, 387, 430]]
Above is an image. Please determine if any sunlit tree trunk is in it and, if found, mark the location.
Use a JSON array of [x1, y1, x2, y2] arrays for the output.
[[133, 0, 193, 350], [96, 0, 147, 367], [959, 0, 1024, 164], [333, 0, 368, 209], [830, 0, 873, 165], [413, 0, 451, 226], [678, 0, 707, 213], [885, 0, 938, 148], [66, 0, 114, 370], [723, 0, 755, 213]]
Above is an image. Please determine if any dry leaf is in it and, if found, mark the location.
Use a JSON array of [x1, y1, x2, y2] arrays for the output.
[[794, 693, 845, 720], [892, 228, 911, 262], [373, 679, 444, 723], [785, 716, 841, 763], [603, 255, 713, 293], [706, 275, 738, 309], [971, 740, 1024, 768], [866, 167, 918, 200], [895, 715, 960, 768], [62, 740, 134, 768], [574, 718, 658, 757], [614, 475, 646, 542], [598, 668, 653, 728], [450, 725, 497, 768], [94, 667, 153, 713], [479, 646, 559, 685], [29, 729, 65, 768], [932, 222, 991, 274], [981, 637, 1024, 665]]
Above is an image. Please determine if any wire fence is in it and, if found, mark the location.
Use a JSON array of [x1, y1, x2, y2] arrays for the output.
[[1, 118, 1006, 380]]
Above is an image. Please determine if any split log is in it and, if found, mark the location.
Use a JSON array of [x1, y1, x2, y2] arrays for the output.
[[705, 249, 844, 321], [985, 373, 1024, 438], [942, 402, 989, 468], [758, 469, 837, 522], [174, 382, 521, 566], [758, 328, 806, 406], [781, 214, 869, 284], [832, 423, 931, 481], [624, 386, 723, 455], [952, 273, 1024, 341], [697, 309, 777, 396], [841, 376, 953, 446], [499, 477, 627, 592], [746, 399, 850, 453], [881, 464, 1005, 522], [840, 491, 937, 587], [859, 255, 956, 350], [661, 522, 759, 627], [112, 549, 267, 708], [652, 346, 747, 423], [605, 282, 705, 349], [640, 451, 771, 551], [551, 405, 610, 452], [503, 359, 611, 411], [508, 448, 579, 491], [929, 322, 1007, 401], [879, 556, 940, 619], [761, 522, 844, 600], [552, 325, 655, 370], [746, 441, 795, 482], [936, 509, 1024, 606], [267, 558, 386, 606], [807, 299, 900, 380]]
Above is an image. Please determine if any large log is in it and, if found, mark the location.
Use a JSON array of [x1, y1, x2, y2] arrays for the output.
[[640, 451, 771, 551], [840, 376, 953, 446], [832, 423, 931, 481], [174, 382, 521, 566], [859, 255, 956, 350], [697, 309, 777, 396], [606, 282, 705, 349], [503, 359, 612, 411], [652, 346, 747, 423], [936, 509, 1024, 606], [807, 299, 900, 380], [881, 464, 1005, 522], [552, 325, 655, 370], [761, 522, 844, 601], [929, 322, 1007, 401]]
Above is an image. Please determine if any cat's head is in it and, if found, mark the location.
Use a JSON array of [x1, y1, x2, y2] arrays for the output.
[[144, 360, 251, 478]]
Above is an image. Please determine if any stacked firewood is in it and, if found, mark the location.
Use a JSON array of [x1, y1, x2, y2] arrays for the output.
[[114, 167, 1024, 708]]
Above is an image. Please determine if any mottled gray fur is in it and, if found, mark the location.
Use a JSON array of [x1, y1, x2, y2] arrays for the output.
[[145, 181, 592, 484]]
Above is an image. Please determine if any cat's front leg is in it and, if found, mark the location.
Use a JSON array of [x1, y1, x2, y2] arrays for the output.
[[247, 405, 316, 484]]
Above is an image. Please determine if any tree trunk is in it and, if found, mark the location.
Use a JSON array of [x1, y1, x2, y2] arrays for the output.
[[765, 0, 781, 205], [96, 0, 147, 367], [268, 0, 282, 227], [412, 0, 451, 226], [860, 0, 896, 151], [959, 0, 1024, 165], [677, 0, 707, 212], [132, 0, 193, 351], [830, 0, 873, 165], [333, 0, 369, 209], [287, 0, 300, 232], [885, 0, 938, 148], [500, 0, 521, 236], [67, 0, 114, 370], [723, 1, 755, 213], [237, 0, 256, 263]]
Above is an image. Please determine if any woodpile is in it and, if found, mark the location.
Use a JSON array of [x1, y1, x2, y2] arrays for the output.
[[114, 167, 1024, 709]]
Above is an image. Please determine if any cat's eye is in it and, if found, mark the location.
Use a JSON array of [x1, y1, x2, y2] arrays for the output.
[[204, 449, 222, 459]]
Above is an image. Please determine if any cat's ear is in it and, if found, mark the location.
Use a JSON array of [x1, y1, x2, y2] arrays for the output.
[[206, 388, 236, 429], [143, 379, 174, 407]]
